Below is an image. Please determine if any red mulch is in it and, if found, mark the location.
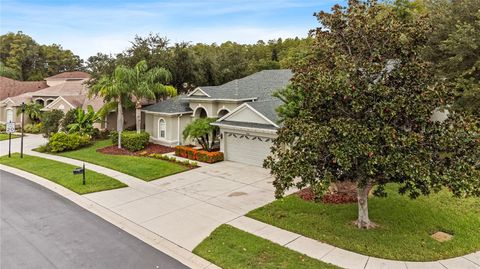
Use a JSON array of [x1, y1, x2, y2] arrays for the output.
[[97, 143, 175, 156], [297, 187, 357, 204]]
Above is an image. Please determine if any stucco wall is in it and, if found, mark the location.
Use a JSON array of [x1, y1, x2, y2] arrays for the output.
[[106, 108, 137, 131], [48, 99, 73, 114]]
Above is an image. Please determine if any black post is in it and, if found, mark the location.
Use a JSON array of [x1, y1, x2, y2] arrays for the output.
[[20, 102, 25, 158], [8, 133, 11, 158], [82, 163, 86, 185]]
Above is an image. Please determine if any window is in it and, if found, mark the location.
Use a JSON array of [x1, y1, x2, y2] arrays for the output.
[[6, 109, 13, 123], [159, 119, 166, 138]]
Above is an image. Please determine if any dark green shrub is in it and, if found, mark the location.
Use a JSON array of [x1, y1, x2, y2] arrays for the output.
[[110, 131, 149, 151], [48, 132, 91, 153], [62, 109, 77, 131], [92, 128, 110, 140], [0, 123, 5, 132], [41, 109, 64, 137]]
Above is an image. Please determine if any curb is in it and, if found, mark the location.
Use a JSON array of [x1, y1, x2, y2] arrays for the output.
[[0, 165, 218, 269]]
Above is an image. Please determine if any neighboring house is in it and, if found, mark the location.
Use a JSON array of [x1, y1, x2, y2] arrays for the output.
[[0, 71, 105, 128], [142, 69, 292, 166]]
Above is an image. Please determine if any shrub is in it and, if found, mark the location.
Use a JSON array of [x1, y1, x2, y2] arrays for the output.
[[196, 150, 224, 163], [0, 123, 5, 132], [48, 132, 91, 153], [62, 109, 77, 131], [24, 123, 42, 134], [110, 131, 149, 151], [41, 109, 64, 137], [92, 128, 110, 140], [175, 146, 224, 163]]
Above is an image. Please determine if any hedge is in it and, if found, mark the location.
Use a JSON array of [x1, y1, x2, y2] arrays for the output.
[[110, 131, 150, 151], [48, 132, 91, 153], [175, 146, 224, 163]]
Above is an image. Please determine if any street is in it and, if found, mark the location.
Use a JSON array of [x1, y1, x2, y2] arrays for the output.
[[0, 170, 190, 269]]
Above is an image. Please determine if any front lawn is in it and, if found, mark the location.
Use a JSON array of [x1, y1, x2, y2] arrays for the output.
[[248, 184, 480, 261], [0, 133, 19, 141], [55, 140, 188, 181], [0, 153, 127, 194], [193, 224, 339, 269]]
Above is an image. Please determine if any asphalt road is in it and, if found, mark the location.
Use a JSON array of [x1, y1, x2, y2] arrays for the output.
[[0, 170, 190, 269]]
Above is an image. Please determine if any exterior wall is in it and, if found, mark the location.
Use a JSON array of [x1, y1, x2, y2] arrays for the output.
[[106, 108, 137, 131], [189, 100, 242, 118], [143, 112, 194, 147], [0, 103, 26, 126], [190, 101, 215, 118], [213, 102, 239, 117], [226, 106, 271, 124], [48, 98, 73, 114]]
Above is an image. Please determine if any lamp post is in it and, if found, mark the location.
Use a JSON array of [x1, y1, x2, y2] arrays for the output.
[[20, 102, 26, 158]]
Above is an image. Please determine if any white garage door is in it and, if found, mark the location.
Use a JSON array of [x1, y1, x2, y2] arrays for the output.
[[225, 132, 273, 166]]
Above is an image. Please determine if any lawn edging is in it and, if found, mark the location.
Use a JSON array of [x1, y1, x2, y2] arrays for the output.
[[0, 164, 215, 269], [227, 216, 480, 269]]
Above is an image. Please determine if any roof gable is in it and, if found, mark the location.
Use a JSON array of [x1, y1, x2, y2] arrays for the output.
[[188, 88, 210, 97], [218, 103, 278, 127]]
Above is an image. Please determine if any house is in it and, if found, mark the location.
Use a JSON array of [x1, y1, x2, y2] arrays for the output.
[[142, 69, 292, 166], [0, 71, 105, 128]]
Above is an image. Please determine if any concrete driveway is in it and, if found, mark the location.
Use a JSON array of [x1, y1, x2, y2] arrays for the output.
[[84, 161, 280, 251], [1, 171, 189, 269]]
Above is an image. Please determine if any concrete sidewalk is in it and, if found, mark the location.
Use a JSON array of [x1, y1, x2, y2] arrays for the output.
[[228, 216, 480, 269]]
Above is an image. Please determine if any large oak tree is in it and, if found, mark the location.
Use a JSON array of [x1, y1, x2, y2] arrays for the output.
[[266, 0, 480, 229]]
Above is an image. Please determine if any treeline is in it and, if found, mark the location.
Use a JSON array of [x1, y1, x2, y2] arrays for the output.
[[86, 35, 311, 92], [0, 32, 83, 80]]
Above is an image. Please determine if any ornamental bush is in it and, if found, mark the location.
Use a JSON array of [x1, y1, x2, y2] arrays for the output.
[[24, 123, 42, 134], [175, 145, 223, 163], [110, 131, 149, 151], [48, 132, 91, 153]]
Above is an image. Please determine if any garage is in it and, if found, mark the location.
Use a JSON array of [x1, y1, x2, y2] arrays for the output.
[[224, 132, 273, 166]]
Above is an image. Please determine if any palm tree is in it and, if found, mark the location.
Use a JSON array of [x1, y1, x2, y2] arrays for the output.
[[17, 103, 42, 123], [124, 60, 176, 133], [67, 105, 100, 135], [90, 66, 131, 148]]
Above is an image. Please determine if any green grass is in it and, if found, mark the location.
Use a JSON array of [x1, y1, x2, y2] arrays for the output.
[[0, 133, 19, 141], [0, 153, 127, 194], [54, 140, 188, 181], [248, 184, 480, 261], [193, 224, 339, 269]]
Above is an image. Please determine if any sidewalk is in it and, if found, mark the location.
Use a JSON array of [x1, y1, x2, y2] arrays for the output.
[[228, 216, 480, 269]]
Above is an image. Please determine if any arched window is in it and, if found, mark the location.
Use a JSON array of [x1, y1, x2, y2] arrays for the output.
[[194, 107, 208, 118], [217, 109, 229, 118], [159, 118, 166, 139], [6, 109, 13, 123]]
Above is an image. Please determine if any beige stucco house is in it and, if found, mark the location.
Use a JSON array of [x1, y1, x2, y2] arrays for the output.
[[0, 71, 106, 128], [142, 69, 292, 166]]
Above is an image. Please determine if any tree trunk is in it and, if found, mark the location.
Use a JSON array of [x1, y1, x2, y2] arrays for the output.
[[117, 99, 124, 149], [356, 182, 376, 229], [135, 101, 142, 134]]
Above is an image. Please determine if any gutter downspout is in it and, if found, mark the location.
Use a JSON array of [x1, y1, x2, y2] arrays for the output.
[[177, 114, 182, 145]]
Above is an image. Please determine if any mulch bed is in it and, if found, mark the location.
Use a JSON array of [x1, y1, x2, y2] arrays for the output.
[[298, 187, 358, 204], [97, 143, 175, 156]]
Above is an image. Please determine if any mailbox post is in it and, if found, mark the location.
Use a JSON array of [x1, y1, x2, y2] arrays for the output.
[[73, 163, 86, 185]]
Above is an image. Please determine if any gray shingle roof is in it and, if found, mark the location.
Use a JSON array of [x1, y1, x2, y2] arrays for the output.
[[142, 95, 192, 114], [190, 69, 292, 101], [213, 121, 278, 130], [247, 99, 283, 124]]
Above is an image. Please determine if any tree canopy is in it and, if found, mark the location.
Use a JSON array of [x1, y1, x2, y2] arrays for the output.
[[0, 31, 83, 81], [265, 0, 480, 229]]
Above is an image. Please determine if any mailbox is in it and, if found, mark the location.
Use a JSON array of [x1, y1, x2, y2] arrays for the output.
[[73, 167, 84, 175]]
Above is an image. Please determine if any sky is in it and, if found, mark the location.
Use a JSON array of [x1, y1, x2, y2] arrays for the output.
[[0, 0, 341, 60]]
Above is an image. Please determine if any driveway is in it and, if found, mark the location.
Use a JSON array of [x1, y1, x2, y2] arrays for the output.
[[0, 171, 190, 269], [84, 161, 282, 251]]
